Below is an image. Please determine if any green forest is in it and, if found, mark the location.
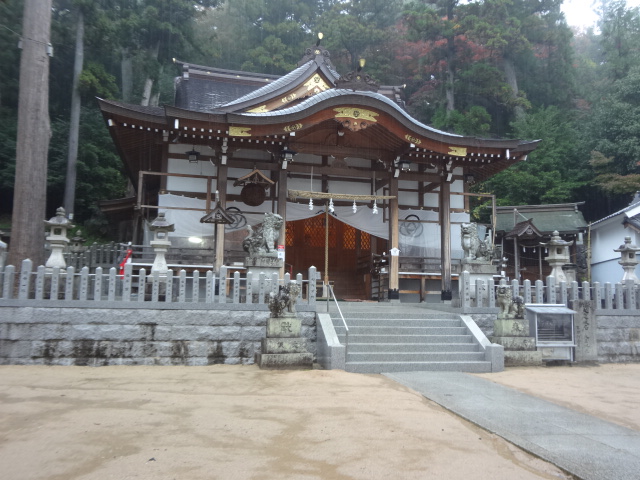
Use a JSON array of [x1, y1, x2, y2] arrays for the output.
[[2, 0, 640, 239]]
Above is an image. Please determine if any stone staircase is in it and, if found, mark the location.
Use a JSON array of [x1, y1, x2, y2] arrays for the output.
[[331, 309, 494, 374]]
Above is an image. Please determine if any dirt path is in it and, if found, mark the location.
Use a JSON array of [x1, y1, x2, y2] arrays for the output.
[[0, 365, 581, 480]]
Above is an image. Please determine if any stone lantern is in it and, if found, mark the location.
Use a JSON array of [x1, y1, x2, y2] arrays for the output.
[[44, 207, 74, 269], [542, 230, 572, 283], [614, 236, 640, 283], [70, 229, 86, 254], [149, 212, 174, 274]]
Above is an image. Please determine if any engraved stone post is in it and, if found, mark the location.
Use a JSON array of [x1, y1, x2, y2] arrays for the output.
[[582, 281, 591, 302], [535, 279, 544, 304], [488, 278, 496, 308], [523, 279, 532, 303], [615, 283, 624, 309], [461, 270, 471, 308], [18, 259, 33, 300], [593, 281, 601, 309], [604, 283, 613, 310], [546, 276, 556, 304], [571, 300, 598, 362]]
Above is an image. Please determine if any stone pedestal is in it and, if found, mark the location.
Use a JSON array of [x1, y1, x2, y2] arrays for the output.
[[460, 261, 498, 296], [493, 317, 542, 366], [256, 315, 313, 370], [245, 255, 283, 287]]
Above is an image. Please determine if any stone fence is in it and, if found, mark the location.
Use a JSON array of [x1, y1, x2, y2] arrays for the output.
[[0, 259, 318, 308], [458, 271, 640, 312], [0, 260, 318, 366]]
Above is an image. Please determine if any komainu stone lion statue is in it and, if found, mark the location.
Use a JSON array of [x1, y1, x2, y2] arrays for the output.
[[461, 222, 493, 261], [267, 282, 301, 317], [496, 284, 525, 319], [243, 213, 284, 257]]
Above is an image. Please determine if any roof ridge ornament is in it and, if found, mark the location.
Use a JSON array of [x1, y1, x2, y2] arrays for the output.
[[335, 58, 380, 92], [297, 32, 335, 69]]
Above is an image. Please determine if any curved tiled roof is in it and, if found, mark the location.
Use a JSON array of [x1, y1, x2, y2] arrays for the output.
[[221, 61, 316, 109], [238, 88, 460, 137]]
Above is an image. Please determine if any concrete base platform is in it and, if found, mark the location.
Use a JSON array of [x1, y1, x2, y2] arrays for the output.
[[504, 350, 543, 366], [255, 352, 313, 370]]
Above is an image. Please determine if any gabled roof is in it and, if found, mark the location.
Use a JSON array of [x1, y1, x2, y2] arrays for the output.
[[504, 218, 543, 239], [220, 60, 337, 113], [591, 194, 640, 226], [496, 203, 587, 234], [173, 60, 281, 112]]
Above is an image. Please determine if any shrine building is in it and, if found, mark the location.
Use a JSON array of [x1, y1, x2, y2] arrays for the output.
[[99, 37, 539, 302]]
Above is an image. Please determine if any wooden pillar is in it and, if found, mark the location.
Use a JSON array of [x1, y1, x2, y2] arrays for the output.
[[439, 180, 452, 300], [389, 176, 400, 300], [277, 167, 288, 277], [214, 163, 228, 272]]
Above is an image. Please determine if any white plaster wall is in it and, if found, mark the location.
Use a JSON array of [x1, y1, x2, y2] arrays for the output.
[[590, 216, 640, 284], [325, 179, 370, 196]]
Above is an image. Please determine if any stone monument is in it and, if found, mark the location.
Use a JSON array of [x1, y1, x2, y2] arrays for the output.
[[492, 283, 542, 366], [243, 212, 284, 289], [256, 281, 313, 369], [459, 222, 498, 297]]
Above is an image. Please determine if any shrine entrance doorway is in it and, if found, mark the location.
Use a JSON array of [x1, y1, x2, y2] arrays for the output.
[[285, 214, 387, 300]]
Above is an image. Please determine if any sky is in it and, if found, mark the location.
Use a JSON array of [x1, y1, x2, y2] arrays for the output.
[[562, 0, 640, 29]]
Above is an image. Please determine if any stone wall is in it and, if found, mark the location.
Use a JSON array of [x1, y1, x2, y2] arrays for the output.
[[595, 311, 640, 363], [0, 306, 316, 366], [467, 313, 496, 338]]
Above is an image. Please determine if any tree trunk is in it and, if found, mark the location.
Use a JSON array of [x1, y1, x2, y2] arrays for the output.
[[140, 41, 160, 107], [445, 0, 456, 113], [7, 0, 52, 269], [63, 9, 84, 220], [503, 56, 525, 120], [121, 47, 133, 102], [149, 63, 164, 107], [445, 58, 455, 113]]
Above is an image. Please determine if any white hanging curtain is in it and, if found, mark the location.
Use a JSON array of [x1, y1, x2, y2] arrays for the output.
[[157, 194, 469, 256]]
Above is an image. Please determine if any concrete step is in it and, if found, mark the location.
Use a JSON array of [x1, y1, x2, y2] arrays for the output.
[[345, 361, 493, 374], [347, 352, 486, 362], [346, 342, 481, 353], [332, 318, 462, 328], [328, 309, 492, 374], [334, 326, 470, 336], [334, 312, 461, 320], [337, 334, 476, 344]]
